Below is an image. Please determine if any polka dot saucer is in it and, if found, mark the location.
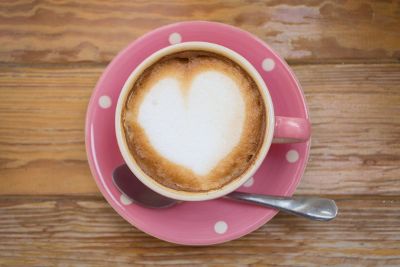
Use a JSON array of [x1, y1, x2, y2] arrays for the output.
[[85, 21, 310, 245]]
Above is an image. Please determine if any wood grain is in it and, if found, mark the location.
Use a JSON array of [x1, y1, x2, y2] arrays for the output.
[[0, 66, 97, 195], [1, 64, 399, 196], [0, 195, 399, 266], [298, 64, 400, 195], [0, 0, 399, 64]]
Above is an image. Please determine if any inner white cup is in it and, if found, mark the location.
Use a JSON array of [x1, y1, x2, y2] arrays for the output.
[[115, 42, 275, 201]]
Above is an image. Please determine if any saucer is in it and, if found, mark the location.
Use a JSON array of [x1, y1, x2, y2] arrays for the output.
[[85, 21, 310, 245]]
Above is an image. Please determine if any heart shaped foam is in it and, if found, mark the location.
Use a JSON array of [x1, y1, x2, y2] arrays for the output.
[[138, 71, 245, 176]]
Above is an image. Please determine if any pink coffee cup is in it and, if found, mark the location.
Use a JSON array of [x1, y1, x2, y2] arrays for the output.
[[115, 42, 310, 201]]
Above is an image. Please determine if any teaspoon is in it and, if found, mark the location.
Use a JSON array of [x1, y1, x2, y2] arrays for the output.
[[112, 164, 338, 221]]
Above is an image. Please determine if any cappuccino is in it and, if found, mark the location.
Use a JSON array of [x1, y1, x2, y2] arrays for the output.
[[122, 51, 266, 192]]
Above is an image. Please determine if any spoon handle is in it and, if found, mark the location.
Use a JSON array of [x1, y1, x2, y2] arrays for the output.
[[226, 192, 338, 221]]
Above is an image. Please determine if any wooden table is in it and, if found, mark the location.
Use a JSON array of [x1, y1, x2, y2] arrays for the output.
[[1, 1, 399, 266]]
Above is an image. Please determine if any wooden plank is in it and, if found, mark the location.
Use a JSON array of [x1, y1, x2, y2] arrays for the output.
[[0, 66, 98, 195], [0, 0, 399, 64], [298, 64, 400, 195], [0, 195, 399, 266], [0, 64, 399, 196]]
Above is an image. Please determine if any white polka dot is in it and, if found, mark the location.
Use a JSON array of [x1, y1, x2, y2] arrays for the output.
[[262, 58, 275, 72], [120, 194, 133, 205], [214, 221, 228, 234], [98, 95, 111, 109], [286, 149, 299, 163], [243, 177, 254, 188], [168, 32, 182, 45]]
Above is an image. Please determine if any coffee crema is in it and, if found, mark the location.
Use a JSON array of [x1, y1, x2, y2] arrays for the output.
[[122, 51, 266, 192]]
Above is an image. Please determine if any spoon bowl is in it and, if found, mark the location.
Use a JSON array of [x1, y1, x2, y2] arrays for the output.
[[113, 164, 177, 208]]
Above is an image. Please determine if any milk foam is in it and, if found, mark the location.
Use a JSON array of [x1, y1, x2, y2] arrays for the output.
[[138, 71, 245, 175], [123, 51, 266, 192]]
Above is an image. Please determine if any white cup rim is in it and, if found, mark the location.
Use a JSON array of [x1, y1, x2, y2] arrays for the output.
[[115, 42, 275, 201]]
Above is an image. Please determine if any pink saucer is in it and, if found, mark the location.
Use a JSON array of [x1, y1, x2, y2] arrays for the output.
[[85, 21, 310, 245]]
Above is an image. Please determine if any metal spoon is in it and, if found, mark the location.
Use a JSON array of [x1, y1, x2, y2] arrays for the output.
[[113, 164, 338, 221]]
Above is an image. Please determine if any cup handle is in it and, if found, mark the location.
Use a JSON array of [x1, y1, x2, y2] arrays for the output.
[[273, 116, 311, 143]]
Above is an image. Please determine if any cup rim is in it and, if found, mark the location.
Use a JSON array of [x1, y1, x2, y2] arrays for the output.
[[115, 41, 275, 201]]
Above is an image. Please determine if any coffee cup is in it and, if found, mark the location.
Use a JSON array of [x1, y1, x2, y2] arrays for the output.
[[115, 42, 310, 201]]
